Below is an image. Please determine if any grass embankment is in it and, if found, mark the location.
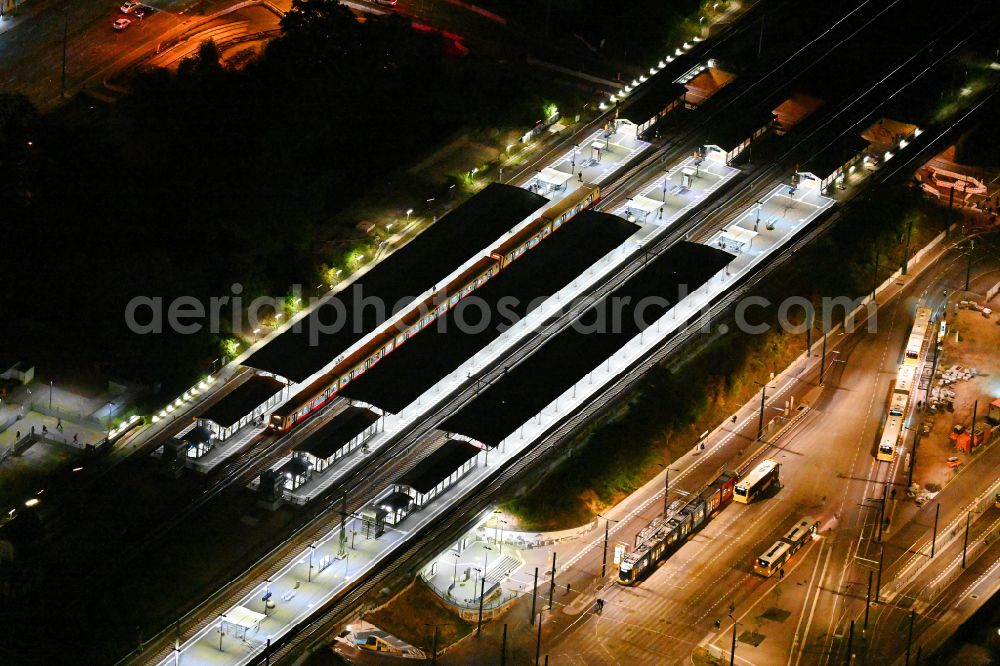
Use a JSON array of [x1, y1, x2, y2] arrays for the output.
[[505, 185, 949, 531], [364, 578, 474, 652]]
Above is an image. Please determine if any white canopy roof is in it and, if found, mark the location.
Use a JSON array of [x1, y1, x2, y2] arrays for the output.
[[226, 605, 266, 630], [628, 195, 663, 214], [537, 167, 573, 187], [721, 226, 757, 245]]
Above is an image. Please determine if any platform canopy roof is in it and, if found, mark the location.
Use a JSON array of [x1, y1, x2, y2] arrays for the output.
[[536, 167, 574, 188], [296, 406, 379, 460], [627, 195, 663, 214], [721, 226, 757, 246], [399, 439, 480, 494], [242, 184, 549, 383], [440, 241, 735, 447], [198, 374, 285, 430], [226, 606, 266, 631], [337, 211, 638, 414]]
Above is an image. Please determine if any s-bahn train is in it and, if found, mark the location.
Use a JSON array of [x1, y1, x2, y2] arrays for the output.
[[268, 184, 601, 433], [753, 516, 819, 577], [618, 471, 738, 585]]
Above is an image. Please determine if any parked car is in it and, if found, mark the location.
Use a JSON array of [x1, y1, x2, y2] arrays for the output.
[[120, 1, 139, 13], [133, 6, 146, 18], [113, 17, 132, 30]]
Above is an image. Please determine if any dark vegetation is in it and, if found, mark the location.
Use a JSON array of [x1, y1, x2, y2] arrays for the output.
[[0, 0, 552, 394], [506, 185, 950, 529]]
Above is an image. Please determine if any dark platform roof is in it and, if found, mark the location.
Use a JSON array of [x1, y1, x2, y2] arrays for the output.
[[440, 241, 734, 447], [399, 439, 480, 494], [243, 184, 549, 383], [619, 77, 688, 127], [799, 133, 870, 180], [338, 210, 639, 413], [182, 425, 214, 445], [278, 455, 311, 478], [707, 106, 775, 152], [296, 406, 379, 460], [198, 374, 285, 429]]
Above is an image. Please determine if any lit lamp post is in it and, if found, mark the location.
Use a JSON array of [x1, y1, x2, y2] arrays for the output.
[[308, 543, 316, 582], [493, 510, 507, 556], [406, 208, 413, 222]]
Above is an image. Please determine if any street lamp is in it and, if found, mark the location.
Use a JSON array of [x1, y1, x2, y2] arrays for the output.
[[453, 552, 460, 587], [308, 543, 317, 582], [406, 208, 414, 222], [728, 610, 740, 666], [493, 510, 507, 556], [754, 374, 776, 441]]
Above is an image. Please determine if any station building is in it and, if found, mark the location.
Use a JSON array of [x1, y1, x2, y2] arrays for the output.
[[797, 133, 871, 193]]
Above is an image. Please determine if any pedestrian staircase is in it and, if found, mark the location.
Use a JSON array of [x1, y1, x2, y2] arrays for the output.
[[484, 554, 520, 586]]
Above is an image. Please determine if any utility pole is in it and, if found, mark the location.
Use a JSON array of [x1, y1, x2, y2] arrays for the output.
[[931, 504, 940, 557], [601, 519, 610, 578], [806, 309, 814, 356], [339, 494, 348, 556], [877, 482, 888, 542], [905, 611, 915, 665], [548, 552, 556, 610], [477, 578, 486, 636], [430, 626, 438, 664], [729, 614, 738, 666], [531, 567, 538, 623], [845, 620, 854, 665], [757, 384, 767, 440], [971, 400, 978, 446], [908, 428, 919, 487], [535, 611, 543, 665], [865, 571, 873, 629], [500, 624, 507, 666], [965, 239, 974, 291], [876, 547, 884, 603]]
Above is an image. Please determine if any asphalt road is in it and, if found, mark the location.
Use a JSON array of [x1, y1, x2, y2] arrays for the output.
[[459, 239, 1000, 666]]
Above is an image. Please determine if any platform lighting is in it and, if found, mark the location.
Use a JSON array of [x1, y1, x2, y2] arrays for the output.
[[914, 127, 923, 136], [899, 139, 909, 149], [649, 67, 657, 75], [683, 42, 692, 49], [25, 498, 39, 507], [694, 36, 703, 42], [640, 75, 648, 82], [599, 102, 607, 110], [675, 48, 683, 56], [152, 415, 160, 423], [884, 151, 894, 161], [609, 94, 617, 102], [406, 208, 414, 219], [623, 84, 632, 92], [658, 60, 666, 68]]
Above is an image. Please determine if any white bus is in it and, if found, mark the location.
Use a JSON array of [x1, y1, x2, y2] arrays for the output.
[[754, 516, 819, 577], [734, 459, 780, 504]]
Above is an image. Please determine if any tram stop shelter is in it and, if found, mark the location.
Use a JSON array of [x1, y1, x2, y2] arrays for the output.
[[294, 406, 380, 474], [197, 374, 287, 441], [395, 439, 480, 507], [797, 133, 871, 193], [223, 605, 265, 641], [716, 226, 758, 253], [533, 167, 574, 195], [624, 195, 665, 222]]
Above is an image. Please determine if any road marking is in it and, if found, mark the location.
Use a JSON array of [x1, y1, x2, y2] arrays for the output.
[[792, 539, 832, 666]]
